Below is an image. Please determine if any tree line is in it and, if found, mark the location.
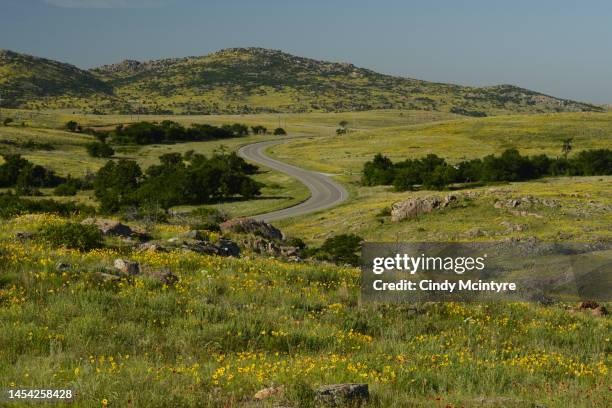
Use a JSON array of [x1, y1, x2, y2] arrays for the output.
[[0, 151, 262, 213], [362, 148, 612, 191], [65, 120, 287, 149], [93, 152, 261, 212]]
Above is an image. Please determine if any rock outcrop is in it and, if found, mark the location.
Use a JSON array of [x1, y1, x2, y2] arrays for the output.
[[391, 194, 458, 222], [316, 383, 369, 406], [220, 218, 283, 241]]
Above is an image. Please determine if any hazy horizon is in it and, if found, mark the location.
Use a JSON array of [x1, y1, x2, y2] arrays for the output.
[[1, 0, 611, 104]]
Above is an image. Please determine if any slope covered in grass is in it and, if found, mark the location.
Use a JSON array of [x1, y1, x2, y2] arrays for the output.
[[270, 112, 612, 173], [0, 214, 609, 407]]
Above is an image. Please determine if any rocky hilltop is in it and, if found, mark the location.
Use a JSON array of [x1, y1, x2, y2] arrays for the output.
[[0, 47, 604, 114]]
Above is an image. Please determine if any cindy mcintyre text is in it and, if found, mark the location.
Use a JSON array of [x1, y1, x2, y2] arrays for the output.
[[372, 279, 517, 293]]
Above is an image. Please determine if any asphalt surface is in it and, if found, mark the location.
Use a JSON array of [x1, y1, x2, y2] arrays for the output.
[[238, 139, 348, 222]]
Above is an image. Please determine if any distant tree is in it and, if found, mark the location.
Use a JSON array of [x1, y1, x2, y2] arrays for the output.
[[251, 125, 267, 135], [86, 142, 115, 158], [65, 121, 79, 132], [339, 120, 349, 129], [273, 127, 287, 136], [562, 138, 573, 158], [362, 153, 395, 186]]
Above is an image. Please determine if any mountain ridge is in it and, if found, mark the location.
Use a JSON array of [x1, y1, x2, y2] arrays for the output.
[[0, 47, 604, 115]]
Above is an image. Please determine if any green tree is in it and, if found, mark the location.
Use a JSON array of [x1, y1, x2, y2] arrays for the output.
[[65, 120, 79, 132], [94, 160, 142, 212]]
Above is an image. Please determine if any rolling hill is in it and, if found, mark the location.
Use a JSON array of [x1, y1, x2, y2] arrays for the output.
[[0, 49, 117, 111], [0, 47, 605, 115]]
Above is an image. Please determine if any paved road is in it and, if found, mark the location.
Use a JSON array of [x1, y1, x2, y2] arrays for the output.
[[238, 139, 348, 222]]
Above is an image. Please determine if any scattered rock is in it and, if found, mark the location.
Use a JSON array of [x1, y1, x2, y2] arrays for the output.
[[316, 383, 369, 406], [55, 262, 71, 272], [579, 300, 600, 310], [217, 238, 240, 257], [147, 269, 179, 286], [137, 242, 167, 253], [113, 259, 140, 275], [14, 231, 34, 241], [82, 218, 133, 237], [253, 385, 284, 400], [441, 194, 458, 207], [220, 218, 283, 241], [464, 227, 486, 238], [181, 230, 206, 240], [494, 196, 559, 210], [96, 272, 121, 282], [241, 236, 300, 259], [509, 210, 543, 219], [500, 221, 525, 232], [591, 306, 608, 317], [180, 238, 240, 258], [391, 197, 441, 222]]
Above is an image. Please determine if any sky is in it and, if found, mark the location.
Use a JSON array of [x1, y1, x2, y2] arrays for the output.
[[1, 0, 611, 104]]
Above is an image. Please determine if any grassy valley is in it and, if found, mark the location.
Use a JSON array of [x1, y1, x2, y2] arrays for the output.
[[0, 97, 612, 407]]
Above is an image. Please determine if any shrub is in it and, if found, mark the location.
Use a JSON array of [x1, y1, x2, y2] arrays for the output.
[[3, 118, 13, 126], [38, 222, 103, 251], [273, 127, 287, 136], [313, 234, 363, 266], [86, 142, 115, 158], [0, 154, 63, 188], [65, 121, 79, 132], [53, 179, 79, 196]]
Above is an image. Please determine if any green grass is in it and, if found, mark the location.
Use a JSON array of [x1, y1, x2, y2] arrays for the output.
[[269, 112, 612, 173], [275, 175, 612, 244], [0, 108, 610, 406], [0, 214, 609, 407]]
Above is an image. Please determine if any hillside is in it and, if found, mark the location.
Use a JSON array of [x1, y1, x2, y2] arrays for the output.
[[0, 214, 609, 406], [0, 48, 604, 115], [0, 49, 117, 111], [91, 48, 602, 115]]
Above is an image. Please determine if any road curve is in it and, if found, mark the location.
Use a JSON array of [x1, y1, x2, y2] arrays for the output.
[[238, 140, 348, 222]]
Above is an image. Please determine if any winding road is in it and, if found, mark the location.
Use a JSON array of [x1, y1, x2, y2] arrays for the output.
[[238, 139, 348, 222]]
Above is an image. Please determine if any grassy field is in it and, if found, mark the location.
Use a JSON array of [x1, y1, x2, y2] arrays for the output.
[[269, 112, 612, 174], [0, 114, 314, 219], [275, 176, 612, 244], [0, 108, 463, 218], [0, 214, 609, 407], [0, 109, 610, 407]]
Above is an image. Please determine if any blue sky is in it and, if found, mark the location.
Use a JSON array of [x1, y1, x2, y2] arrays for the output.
[[1, 0, 611, 103]]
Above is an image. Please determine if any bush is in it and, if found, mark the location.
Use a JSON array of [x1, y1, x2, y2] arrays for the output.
[[38, 222, 103, 251], [0, 154, 64, 189], [3, 118, 13, 126], [313, 234, 363, 266], [65, 121, 79, 132], [53, 179, 80, 196], [86, 142, 115, 158], [273, 127, 287, 136]]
